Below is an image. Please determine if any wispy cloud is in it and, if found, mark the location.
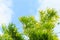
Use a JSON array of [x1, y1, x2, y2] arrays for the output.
[[38, 0, 60, 9], [0, 0, 13, 25], [36, 0, 60, 21], [38, 0, 60, 15], [0, 0, 13, 34]]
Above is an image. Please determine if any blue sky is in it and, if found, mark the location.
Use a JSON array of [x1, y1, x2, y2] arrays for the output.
[[12, 0, 39, 32], [0, 0, 39, 32], [0, 0, 40, 34]]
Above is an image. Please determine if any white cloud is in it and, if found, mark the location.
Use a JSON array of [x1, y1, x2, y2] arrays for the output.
[[0, 0, 13, 25], [38, 0, 60, 15], [38, 0, 60, 9], [0, 0, 13, 34]]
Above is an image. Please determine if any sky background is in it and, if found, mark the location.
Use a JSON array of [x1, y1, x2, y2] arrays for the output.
[[0, 0, 60, 39], [12, 0, 40, 32]]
